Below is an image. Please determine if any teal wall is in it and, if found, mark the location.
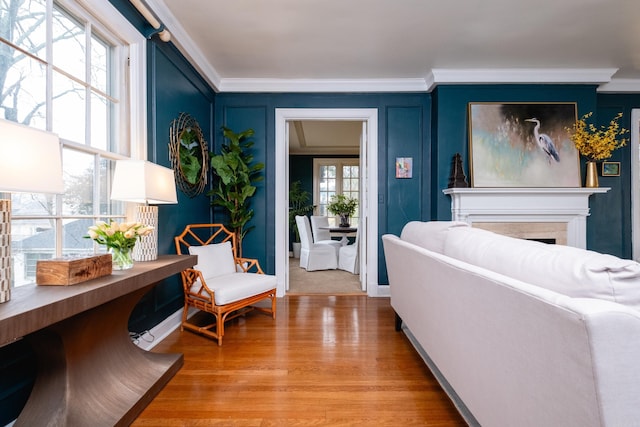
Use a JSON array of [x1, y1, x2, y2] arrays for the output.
[[214, 93, 431, 283]]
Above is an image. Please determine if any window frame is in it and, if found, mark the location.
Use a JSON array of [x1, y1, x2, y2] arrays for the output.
[[5, 0, 146, 285], [312, 158, 360, 226]]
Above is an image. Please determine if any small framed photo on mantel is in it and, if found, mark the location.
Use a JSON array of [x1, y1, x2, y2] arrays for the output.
[[602, 161, 620, 177]]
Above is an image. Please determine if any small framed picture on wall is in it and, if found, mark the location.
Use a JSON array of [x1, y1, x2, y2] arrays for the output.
[[602, 161, 620, 177], [396, 157, 413, 178]]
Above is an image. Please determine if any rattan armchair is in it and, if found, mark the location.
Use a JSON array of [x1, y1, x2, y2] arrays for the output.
[[175, 224, 276, 345]]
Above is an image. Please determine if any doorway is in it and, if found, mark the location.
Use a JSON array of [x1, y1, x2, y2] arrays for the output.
[[275, 108, 382, 298]]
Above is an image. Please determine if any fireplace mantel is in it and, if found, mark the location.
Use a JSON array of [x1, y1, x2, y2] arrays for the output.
[[443, 187, 610, 249]]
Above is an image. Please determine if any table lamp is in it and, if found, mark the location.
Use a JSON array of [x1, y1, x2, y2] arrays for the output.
[[110, 160, 178, 261], [0, 119, 64, 303]]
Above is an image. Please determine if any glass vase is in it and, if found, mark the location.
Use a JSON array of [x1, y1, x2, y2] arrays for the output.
[[110, 246, 134, 270]]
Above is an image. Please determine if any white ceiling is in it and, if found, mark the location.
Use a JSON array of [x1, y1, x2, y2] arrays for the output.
[[149, 0, 640, 93]]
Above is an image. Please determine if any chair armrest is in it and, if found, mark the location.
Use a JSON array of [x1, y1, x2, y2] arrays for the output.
[[181, 268, 215, 302], [235, 257, 264, 274]]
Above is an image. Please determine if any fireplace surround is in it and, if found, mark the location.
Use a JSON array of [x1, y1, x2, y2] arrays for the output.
[[443, 187, 610, 249]]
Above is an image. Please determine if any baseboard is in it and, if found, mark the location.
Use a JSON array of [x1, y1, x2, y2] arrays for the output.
[[133, 307, 198, 351]]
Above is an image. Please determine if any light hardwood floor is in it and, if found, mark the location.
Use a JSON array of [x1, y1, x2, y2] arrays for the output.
[[133, 296, 467, 426]]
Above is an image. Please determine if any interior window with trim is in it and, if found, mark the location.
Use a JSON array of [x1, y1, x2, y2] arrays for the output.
[[0, 0, 141, 286], [313, 158, 360, 227]]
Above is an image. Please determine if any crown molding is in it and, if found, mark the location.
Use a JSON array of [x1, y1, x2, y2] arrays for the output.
[[426, 68, 619, 90], [597, 78, 640, 93], [146, 0, 222, 91], [218, 78, 429, 93]]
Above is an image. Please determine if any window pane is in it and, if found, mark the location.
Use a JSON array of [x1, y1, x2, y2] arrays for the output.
[[12, 219, 56, 287], [62, 218, 94, 257], [52, 6, 86, 81], [53, 70, 86, 143], [101, 159, 123, 215], [0, 52, 47, 125], [11, 192, 57, 216], [91, 34, 109, 92], [62, 149, 94, 215], [91, 92, 109, 150], [3, 0, 47, 59]]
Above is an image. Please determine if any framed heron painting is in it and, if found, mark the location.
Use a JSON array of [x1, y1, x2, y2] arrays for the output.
[[468, 102, 580, 187]]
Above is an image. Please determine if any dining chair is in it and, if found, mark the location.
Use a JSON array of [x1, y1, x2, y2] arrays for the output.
[[338, 228, 359, 274], [310, 215, 343, 255], [295, 215, 338, 271]]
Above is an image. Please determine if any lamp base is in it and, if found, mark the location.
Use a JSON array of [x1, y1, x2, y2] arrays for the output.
[[133, 205, 158, 262], [1, 199, 11, 303]]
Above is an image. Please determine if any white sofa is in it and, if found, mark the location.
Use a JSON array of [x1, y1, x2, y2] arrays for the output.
[[382, 221, 640, 427]]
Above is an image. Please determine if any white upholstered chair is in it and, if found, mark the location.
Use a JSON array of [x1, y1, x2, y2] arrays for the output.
[[295, 215, 338, 271], [338, 229, 359, 274], [175, 224, 277, 345], [310, 215, 343, 256]]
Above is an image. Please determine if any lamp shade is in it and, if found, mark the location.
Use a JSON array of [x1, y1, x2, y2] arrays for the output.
[[110, 160, 177, 204], [0, 119, 64, 194]]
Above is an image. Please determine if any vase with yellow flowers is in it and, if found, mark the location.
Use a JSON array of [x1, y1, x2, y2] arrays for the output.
[[566, 112, 628, 188], [86, 221, 154, 270]]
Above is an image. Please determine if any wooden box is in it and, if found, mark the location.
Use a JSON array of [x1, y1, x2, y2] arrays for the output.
[[36, 254, 113, 286]]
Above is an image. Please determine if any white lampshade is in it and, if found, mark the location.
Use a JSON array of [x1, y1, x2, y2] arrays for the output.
[[110, 160, 178, 262], [110, 160, 177, 204], [0, 119, 63, 304], [0, 119, 64, 194]]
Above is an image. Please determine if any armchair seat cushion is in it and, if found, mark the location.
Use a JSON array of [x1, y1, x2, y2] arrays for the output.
[[194, 272, 277, 305]]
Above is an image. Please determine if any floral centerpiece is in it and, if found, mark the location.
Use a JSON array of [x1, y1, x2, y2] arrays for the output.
[[566, 112, 628, 187], [327, 194, 358, 227], [86, 221, 154, 270]]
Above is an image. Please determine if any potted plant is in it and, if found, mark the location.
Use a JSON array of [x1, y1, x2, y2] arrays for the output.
[[289, 181, 314, 258], [209, 126, 264, 257], [327, 194, 358, 227]]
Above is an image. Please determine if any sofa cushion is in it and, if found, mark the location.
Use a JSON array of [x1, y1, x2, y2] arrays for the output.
[[443, 226, 640, 310], [188, 242, 236, 279], [400, 220, 469, 254]]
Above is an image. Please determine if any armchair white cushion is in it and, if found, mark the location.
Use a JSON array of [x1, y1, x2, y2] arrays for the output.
[[296, 215, 338, 271], [188, 242, 276, 305]]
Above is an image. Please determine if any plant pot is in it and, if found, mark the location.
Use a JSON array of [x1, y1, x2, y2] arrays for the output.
[[292, 242, 301, 259], [339, 214, 350, 228]]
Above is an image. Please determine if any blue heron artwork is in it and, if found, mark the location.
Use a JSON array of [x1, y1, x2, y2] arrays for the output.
[[469, 102, 581, 187]]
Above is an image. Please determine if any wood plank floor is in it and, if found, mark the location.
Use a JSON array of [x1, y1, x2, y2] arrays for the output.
[[133, 296, 467, 426]]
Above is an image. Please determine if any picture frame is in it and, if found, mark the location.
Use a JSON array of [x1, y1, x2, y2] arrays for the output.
[[602, 161, 620, 177], [396, 157, 412, 178], [468, 102, 581, 188]]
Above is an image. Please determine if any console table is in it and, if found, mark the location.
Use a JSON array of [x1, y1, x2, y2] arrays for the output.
[[0, 255, 196, 427]]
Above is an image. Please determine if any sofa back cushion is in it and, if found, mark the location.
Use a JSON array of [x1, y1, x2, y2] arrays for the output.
[[188, 241, 236, 279], [443, 226, 640, 310], [400, 220, 469, 254]]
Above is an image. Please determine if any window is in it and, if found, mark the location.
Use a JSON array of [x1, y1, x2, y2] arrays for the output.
[[1, 0, 145, 286], [313, 158, 360, 226]]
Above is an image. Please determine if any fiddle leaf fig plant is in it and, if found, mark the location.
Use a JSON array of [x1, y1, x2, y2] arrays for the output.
[[209, 126, 264, 256]]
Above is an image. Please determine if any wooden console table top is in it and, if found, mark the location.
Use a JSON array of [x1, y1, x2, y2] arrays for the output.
[[0, 254, 195, 346]]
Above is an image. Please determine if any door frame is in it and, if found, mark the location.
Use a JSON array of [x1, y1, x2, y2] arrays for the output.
[[275, 108, 383, 297]]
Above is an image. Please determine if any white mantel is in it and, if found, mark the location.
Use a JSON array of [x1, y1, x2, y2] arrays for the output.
[[443, 187, 610, 249]]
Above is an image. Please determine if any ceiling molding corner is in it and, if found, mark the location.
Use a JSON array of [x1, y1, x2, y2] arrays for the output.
[[146, 0, 222, 91], [430, 68, 619, 86], [597, 78, 640, 93]]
